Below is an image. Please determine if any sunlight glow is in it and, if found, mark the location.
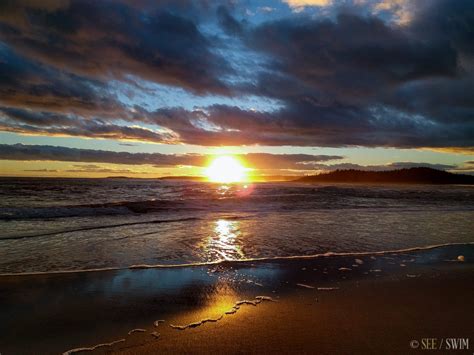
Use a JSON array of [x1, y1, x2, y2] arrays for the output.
[[205, 156, 247, 183]]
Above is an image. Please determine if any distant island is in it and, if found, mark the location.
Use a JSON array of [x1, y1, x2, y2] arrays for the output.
[[296, 167, 474, 185]]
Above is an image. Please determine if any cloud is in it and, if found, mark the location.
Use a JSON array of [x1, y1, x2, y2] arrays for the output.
[[2, 144, 467, 174], [258, 7, 276, 13], [217, 6, 244, 36], [64, 164, 146, 174], [372, 0, 414, 24], [230, 1, 473, 149], [283, 0, 332, 8], [449, 160, 474, 175], [427, 147, 474, 155], [23, 168, 59, 172], [140, 102, 472, 149], [0, 117, 174, 143], [0, 46, 124, 116], [248, 13, 458, 100], [0, 143, 343, 170], [230, 153, 344, 170], [0, 0, 232, 94], [387, 162, 457, 170], [3, 98, 471, 149], [0, 106, 183, 144], [0, 0, 472, 152]]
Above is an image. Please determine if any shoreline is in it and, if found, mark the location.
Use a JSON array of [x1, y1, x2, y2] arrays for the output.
[[0, 241, 473, 277], [0, 243, 472, 354]]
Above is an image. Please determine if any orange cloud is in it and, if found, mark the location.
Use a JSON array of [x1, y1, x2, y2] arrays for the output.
[[283, 0, 332, 8]]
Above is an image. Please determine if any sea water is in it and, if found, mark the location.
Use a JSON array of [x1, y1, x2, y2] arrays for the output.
[[1, 177, 473, 274]]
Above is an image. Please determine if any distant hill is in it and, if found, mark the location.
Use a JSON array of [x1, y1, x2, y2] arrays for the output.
[[296, 167, 474, 185]]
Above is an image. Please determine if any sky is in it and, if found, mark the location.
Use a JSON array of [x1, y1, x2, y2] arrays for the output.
[[0, 0, 473, 178]]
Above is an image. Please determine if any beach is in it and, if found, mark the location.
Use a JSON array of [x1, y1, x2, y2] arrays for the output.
[[1, 180, 473, 354], [2, 0, 474, 352], [1, 243, 472, 354], [118, 268, 474, 355]]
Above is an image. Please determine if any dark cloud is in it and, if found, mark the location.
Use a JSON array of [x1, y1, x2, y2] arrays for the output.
[[0, 46, 123, 116], [410, 0, 474, 59], [0, 0, 472, 151], [138, 102, 472, 148], [0, 108, 176, 144], [0, 106, 74, 126], [385, 75, 474, 126], [217, 5, 244, 36], [209, 0, 472, 149], [0, 143, 197, 166], [0, 0, 232, 94], [0, 144, 343, 170], [248, 13, 458, 101]]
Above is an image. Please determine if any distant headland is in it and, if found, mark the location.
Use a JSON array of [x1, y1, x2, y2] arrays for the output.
[[296, 167, 474, 185]]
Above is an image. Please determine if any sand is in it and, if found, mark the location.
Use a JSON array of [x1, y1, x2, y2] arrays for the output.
[[1, 244, 473, 354], [108, 269, 473, 355]]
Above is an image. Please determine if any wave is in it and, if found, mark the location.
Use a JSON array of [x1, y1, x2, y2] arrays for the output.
[[0, 216, 201, 240], [0, 199, 195, 220], [2, 183, 474, 220], [0, 214, 253, 241], [1, 241, 471, 277]]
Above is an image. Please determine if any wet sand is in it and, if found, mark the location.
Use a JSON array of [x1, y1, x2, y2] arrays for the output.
[[0, 244, 473, 354], [116, 270, 474, 355]]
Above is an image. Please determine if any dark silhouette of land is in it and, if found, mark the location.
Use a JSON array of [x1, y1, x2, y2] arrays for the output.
[[297, 167, 474, 184], [101, 168, 474, 184]]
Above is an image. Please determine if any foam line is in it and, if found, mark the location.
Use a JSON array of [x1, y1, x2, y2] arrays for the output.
[[297, 283, 315, 289], [1, 241, 473, 277], [128, 328, 146, 335], [62, 338, 125, 355], [128, 242, 474, 270], [169, 296, 276, 330], [153, 320, 165, 327]]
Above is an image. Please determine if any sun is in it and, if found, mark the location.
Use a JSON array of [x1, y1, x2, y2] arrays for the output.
[[206, 156, 247, 183]]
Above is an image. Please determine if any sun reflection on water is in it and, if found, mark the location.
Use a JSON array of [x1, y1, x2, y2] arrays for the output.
[[203, 219, 244, 262]]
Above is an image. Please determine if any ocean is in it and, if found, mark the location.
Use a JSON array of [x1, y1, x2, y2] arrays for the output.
[[1, 177, 473, 275]]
